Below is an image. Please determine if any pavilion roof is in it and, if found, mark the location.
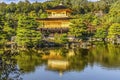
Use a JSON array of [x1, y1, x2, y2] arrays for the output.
[[51, 5, 68, 10], [36, 17, 73, 21], [46, 4, 72, 12]]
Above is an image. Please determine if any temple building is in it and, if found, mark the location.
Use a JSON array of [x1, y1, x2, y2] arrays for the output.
[[36, 3, 72, 34]]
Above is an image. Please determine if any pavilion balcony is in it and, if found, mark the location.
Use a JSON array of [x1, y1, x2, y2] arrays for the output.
[[48, 14, 69, 18]]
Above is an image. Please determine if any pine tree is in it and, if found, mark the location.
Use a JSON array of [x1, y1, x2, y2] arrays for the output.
[[16, 15, 42, 48]]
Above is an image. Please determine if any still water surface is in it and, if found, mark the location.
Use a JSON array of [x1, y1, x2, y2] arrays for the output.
[[0, 44, 120, 80]]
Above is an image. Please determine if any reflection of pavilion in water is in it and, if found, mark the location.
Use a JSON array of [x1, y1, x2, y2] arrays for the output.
[[41, 48, 89, 76], [41, 49, 75, 76], [47, 59, 69, 76]]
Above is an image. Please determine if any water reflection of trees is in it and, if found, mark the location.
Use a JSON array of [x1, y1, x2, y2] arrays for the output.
[[15, 49, 46, 73], [15, 44, 120, 73], [42, 45, 120, 72], [68, 48, 89, 72], [1, 44, 120, 79], [0, 50, 22, 80], [89, 44, 120, 69]]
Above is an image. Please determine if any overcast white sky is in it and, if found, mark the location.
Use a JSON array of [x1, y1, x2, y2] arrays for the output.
[[0, 0, 100, 3]]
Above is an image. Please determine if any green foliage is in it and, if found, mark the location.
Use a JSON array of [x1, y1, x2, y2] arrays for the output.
[[3, 18, 17, 40], [0, 14, 6, 45], [0, 2, 7, 14], [54, 33, 68, 44], [16, 15, 42, 47], [103, 1, 120, 24], [108, 1, 120, 23], [6, 2, 17, 13], [69, 18, 87, 38], [95, 27, 107, 39], [40, 13, 48, 18], [29, 11, 37, 18], [0, 0, 119, 45], [32, 2, 42, 13], [101, 1, 120, 39], [108, 23, 120, 38]]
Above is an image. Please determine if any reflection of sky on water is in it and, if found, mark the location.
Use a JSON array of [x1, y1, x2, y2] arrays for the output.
[[21, 65, 60, 80], [21, 64, 120, 80]]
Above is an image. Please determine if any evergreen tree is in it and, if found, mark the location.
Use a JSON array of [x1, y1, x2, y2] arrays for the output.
[[0, 14, 6, 45], [16, 15, 42, 48], [69, 18, 87, 39], [3, 18, 17, 40], [95, 27, 107, 40]]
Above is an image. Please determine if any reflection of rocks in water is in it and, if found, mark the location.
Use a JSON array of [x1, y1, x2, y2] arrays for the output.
[[47, 59, 69, 71], [80, 42, 91, 49]]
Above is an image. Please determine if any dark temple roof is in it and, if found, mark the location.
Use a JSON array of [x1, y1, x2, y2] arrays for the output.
[[46, 2, 72, 12], [51, 5, 68, 10], [36, 17, 73, 20]]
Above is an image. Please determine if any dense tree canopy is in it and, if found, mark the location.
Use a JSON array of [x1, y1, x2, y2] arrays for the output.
[[16, 15, 42, 47], [69, 18, 87, 38], [0, 0, 119, 46], [108, 23, 120, 38], [0, 14, 6, 45]]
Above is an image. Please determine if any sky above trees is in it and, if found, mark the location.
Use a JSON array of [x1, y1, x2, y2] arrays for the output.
[[0, 0, 100, 3]]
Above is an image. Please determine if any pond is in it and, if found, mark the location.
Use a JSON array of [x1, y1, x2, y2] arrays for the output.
[[0, 44, 120, 80]]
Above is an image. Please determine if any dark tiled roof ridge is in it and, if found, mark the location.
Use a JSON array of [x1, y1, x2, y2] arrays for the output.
[[49, 5, 68, 10], [36, 17, 73, 20]]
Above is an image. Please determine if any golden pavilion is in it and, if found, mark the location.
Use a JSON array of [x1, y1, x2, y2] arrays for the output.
[[37, 3, 72, 33]]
